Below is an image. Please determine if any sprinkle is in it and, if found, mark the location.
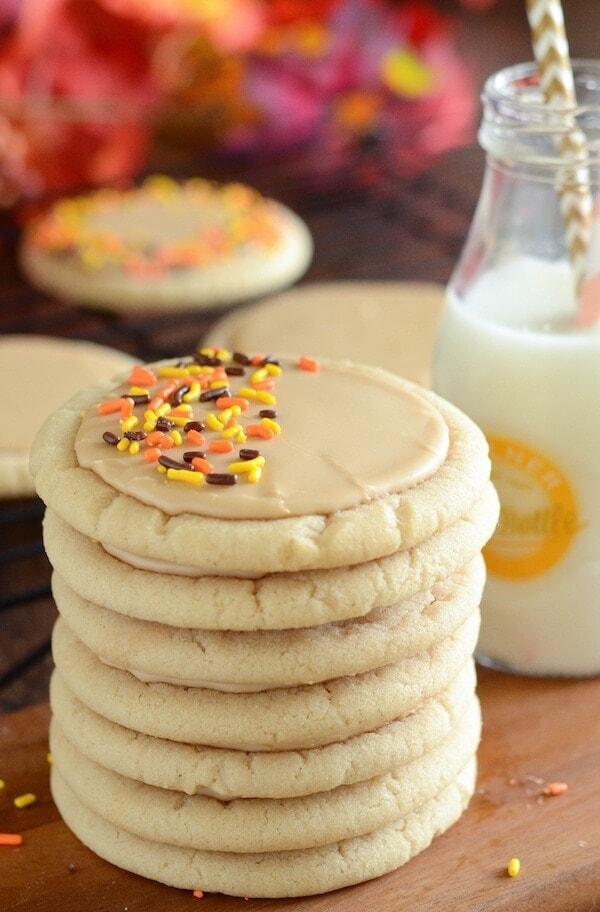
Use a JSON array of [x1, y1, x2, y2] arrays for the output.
[[201, 386, 230, 401], [129, 441, 140, 456], [208, 439, 234, 454], [250, 367, 268, 384], [124, 430, 146, 441], [170, 430, 183, 446], [259, 409, 277, 419], [206, 473, 237, 485], [166, 468, 205, 485], [191, 457, 214, 474], [98, 397, 127, 415], [221, 423, 244, 439], [102, 431, 120, 446], [14, 793, 36, 809], [255, 390, 276, 405], [205, 413, 224, 432], [239, 448, 260, 460], [246, 424, 275, 440], [232, 351, 251, 365], [238, 386, 257, 400], [47, 752, 54, 764], [120, 397, 135, 419], [298, 354, 320, 372], [129, 365, 158, 387], [0, 834, 23, 846], [120, 415, 139, 433], [507, 858, 520, 877], [261, 416, 281, 435], [216, 396, 248, 410], [192, 890, 204, 899], [116, 438, 130, 452], [248, 466, 262, 483], [228, 455, 265, 474], [225, 366, 245, 376], [186, 429, 206, 446], [0, 780, 5, 789], [542, 781, 568, 796], [144, 448, 161, 463], [158, 455, 188, 471]]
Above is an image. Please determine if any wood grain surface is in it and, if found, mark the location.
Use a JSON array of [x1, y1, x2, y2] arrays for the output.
[[1, 668, 599, 912]]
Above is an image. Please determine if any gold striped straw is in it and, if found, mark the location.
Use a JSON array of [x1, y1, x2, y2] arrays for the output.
[[525, 0, 592, 298]]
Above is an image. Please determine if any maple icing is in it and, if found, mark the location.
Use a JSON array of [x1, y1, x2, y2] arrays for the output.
[[74, 351, 449, 520]]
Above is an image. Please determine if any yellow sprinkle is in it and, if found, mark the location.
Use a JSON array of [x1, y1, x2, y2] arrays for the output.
[[182, 382, 200, 403], [507, 858, 521, 877], [158, 366, 191, 377], [0, 779, 5, 790], [170, 430, 183, 446], [255, 391, 277, 405], [265, 362, 282, 376], [120, 416, 139, 432], [251, 367, 268, 384], [47, 753, 54, 765], [168, 415, 191, 427], [166, 468, 205, 485], [157, 464, 167, 474], [228, 455, 266, 473], [206, 413, 224, 432], [117, 438, 130, 452], [248, 466, 262, 483], [154, 402, 171, 418], [129, 441, 140, 456], [261, 417, 281, 435], [236, 430, 247, 443], [128, 386, 149, 396], [144, 418, 157, 432], [218, 408, 233, 424], [14, 793, 36, 809], [238, 387, 257, 399], [221, 423, 243, 439]]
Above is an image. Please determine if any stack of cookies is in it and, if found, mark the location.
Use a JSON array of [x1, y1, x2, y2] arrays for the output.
[[30, 348, 499, 898]]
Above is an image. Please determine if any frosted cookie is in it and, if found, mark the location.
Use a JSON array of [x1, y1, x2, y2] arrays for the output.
[[0, 335, 133, 498], [204, 281, 444, 386], [49, 699, 480, 852], [30, 350, 493, 575], [42, 484, 497, 629], [51, 556, 484, 690], [51, 611, 479, 750], [50, 758, 476, 897], [49, 660, 476, 799], [20, 176, 313, 312]]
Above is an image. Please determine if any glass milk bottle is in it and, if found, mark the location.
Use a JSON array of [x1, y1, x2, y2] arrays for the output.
[[433, 61, 600, 676]]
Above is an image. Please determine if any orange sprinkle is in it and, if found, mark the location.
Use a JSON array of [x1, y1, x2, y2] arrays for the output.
[[145, 431, 165, 447], [208, 439, 234, 453], [186, 429, 206, 446], [192, 890, 204, 899], [159, 379, 180, 401], [298, 354, 320, 372], [120, 397, 134, 419], [128, 366, 157, 387], [170, 406, 192, 417], [246, 424, 275, 439], [191, 457, 214, 474], [143, 448, 161, 463], [542, 781, 568, 796], [216, 397, 249, 410], [148, 395, 165, 411], [251, 379, 275, 391], [251, 354, 265, 365], [0, 834, 23, 847], [97, 398, 126, 415]]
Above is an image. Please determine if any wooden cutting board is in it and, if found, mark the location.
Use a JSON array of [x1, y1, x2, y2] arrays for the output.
[[1, 668, 599, 912]]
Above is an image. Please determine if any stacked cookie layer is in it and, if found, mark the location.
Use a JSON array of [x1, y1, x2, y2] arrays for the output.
[[31, 350, 499, 898]]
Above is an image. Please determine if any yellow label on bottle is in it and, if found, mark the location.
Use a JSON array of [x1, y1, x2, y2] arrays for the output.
[[484, 435, 581, 580]]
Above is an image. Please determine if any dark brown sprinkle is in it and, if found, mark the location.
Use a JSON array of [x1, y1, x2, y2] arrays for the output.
[[155, 417, 175, 431], [183, 450, 206, 462], [158, 455, 188, 470], [124, 430, 146, 441], [206, 473, 238, 485], [232, 351, 251, 365], [67, 863, 77, 874], [225, 365, 245, 376], [200, 386, 229, 401], [239, 448, 260, 460], [184, 420, 205, 433], [259, 409, 277, 419], [123, 393, 150, 405], [102, 431, 120, 446], [173, 385, 190, 405], [193, 352, 222, 366]]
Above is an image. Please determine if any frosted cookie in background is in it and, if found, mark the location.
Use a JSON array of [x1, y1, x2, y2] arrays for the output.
[[203, 281, 444, 387], [19, 176, 313, 312], [0, 335, 134, 498]]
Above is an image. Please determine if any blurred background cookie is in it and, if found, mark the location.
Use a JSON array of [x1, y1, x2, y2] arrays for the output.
[[19, 175, 313, 312], [0, 335, 134, 498], [203, 280, 444, 387]]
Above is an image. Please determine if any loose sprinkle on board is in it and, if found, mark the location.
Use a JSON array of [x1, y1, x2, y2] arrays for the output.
[[542, 781, 568, 796], [0, 834, 23, 847], [507, 857, 521, 877]]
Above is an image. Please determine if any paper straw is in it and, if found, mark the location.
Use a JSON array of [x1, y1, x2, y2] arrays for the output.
[[525, 0, 592, 302]]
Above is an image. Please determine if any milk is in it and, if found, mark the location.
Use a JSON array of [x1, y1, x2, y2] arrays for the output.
[[433, 256, 600, 675]]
